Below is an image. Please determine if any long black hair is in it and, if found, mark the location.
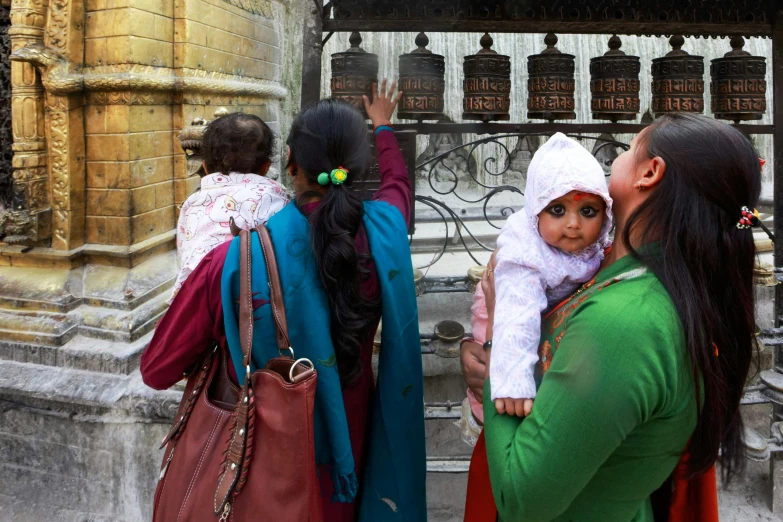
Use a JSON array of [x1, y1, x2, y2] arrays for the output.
[[625, 113, 760, 482], [286, 99, 380, 386]]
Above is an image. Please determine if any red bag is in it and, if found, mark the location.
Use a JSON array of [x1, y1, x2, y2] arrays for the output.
[[152, 226, 323, 522]]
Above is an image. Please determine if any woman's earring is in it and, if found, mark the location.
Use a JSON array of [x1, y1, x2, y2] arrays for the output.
[[635, 183, 645, 191]]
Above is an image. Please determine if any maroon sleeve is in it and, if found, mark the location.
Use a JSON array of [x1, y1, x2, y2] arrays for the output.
[[372, 130, 412, 227], [140, 242, 230, 390]]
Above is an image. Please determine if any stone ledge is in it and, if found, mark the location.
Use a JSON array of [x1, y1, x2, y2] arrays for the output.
[[0, 229, 176, 269], [0, 333, 150, 375], [0, 360, 180, 420]]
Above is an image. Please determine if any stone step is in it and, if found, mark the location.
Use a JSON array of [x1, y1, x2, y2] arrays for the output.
[[0, 291, 168, 350], [427, 467, 468, 522], [0, 333, 152, 375]]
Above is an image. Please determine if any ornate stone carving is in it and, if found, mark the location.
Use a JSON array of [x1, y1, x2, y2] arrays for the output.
[[6, 0, 50, 245], [10, 44, 289, 99], [45, 0, 68, 54], [0, 209, 35, 243], [175, 111, 231, 178]]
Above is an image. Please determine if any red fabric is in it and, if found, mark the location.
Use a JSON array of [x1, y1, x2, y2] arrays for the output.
[[463, 431, 497, 522], [141, 130, 411, 522], [667, 457, 719, 522], [463, 433, 719, 522]]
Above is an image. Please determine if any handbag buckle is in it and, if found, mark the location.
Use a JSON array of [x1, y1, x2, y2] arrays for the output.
[[288, 358, 315, 383]]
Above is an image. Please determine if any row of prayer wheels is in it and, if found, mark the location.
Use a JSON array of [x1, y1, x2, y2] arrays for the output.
[[331, 32, 767, 124]]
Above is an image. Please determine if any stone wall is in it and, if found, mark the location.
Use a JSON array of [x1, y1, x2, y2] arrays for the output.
[[0, 1, 308, 519]]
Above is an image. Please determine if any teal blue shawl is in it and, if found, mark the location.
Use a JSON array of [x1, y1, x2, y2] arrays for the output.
[[221, 201, 426, 521]]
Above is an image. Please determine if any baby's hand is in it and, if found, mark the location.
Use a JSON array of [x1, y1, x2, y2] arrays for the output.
[[494, 398, 533, 417]]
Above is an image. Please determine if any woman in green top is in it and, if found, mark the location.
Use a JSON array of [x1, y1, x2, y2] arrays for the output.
[[461, 113, 761, 521]]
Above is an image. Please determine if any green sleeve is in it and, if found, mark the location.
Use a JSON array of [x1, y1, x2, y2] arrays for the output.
[[483, 292, 680, 522]]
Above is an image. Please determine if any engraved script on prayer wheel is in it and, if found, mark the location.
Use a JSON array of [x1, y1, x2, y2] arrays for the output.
[[651, 35, 704, 115], [589, 35, 641, 122], [527, 33, 576, 121], [710, 36, 767, 123], [398, 33, 445, 121], [462, 33, 511, 122], [331, 32, 379, 118]]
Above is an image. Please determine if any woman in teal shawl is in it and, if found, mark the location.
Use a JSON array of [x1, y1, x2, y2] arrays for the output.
[[221, 87, 426, 521]]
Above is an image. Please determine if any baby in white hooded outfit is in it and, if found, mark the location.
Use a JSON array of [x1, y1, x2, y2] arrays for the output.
[[490, 132, 613, 416]]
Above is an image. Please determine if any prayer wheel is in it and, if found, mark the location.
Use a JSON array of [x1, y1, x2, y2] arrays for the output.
[[710, 35, 767, 123], [462, 33, 511, 122], [651, 35, 704, 115], [398, 33, 445, 121], [330, 32, 378, 118], [527, 33, 576, 121], [589, 35, 641, 122]]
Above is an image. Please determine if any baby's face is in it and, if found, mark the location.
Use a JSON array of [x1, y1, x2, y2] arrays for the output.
[[537, 191, 606, 253]]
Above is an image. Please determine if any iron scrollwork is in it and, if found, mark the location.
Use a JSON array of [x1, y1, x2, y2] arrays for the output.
[[413, 132, 629, 269]]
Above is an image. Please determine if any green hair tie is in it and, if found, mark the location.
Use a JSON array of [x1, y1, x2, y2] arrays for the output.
[[330, 167, 349, 185], [317, 172, 330, 186]]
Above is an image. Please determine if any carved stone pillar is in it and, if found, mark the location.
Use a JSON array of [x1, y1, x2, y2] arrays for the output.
[[42, 0, 84, 250], [7, 0, 50, 245]]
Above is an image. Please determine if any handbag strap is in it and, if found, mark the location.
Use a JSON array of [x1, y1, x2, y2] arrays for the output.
[[214, 225, 291, 516], [214, 229, 256, 516], [254, 224, 291, 355]]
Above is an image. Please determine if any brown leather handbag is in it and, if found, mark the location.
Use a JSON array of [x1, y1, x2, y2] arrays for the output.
[[152, 225, 323, 522]]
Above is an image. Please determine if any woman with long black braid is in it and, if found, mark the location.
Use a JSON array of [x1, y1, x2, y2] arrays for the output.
[[143, 82, 426, 522]]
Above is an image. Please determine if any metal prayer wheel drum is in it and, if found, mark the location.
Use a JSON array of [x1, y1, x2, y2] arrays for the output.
[[589, 35, 641, 122], [330, 32, 378, 118], [710, 36, 767, 123], [651, 35, 705, 115], [527, 33, 576, 121], [398, 33, 445, 121], [462, 33, 511, 122]]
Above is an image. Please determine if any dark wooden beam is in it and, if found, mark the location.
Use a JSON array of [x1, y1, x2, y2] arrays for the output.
[[300, 0, 324, 110], [323, 20, 772, 38], [389, 122, 774, 136]]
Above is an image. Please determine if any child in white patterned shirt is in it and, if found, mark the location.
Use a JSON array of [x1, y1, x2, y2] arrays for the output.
[[170, 113, 289, 302], [489, 133, 613, 416]]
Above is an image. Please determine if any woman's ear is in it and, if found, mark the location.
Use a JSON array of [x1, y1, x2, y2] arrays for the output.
[[637, 156, 666, 191], [201, 161, 209, 175]]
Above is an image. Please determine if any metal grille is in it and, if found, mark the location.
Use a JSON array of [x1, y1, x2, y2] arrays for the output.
[[0, 7, 12, 209]]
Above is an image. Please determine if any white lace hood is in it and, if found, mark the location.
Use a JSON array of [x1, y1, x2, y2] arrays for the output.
[[523, 132, 613, 249]]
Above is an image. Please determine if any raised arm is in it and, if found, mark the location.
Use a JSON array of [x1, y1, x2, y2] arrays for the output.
[[363, 80, 411, 227], [372, 130, 412, 226]]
